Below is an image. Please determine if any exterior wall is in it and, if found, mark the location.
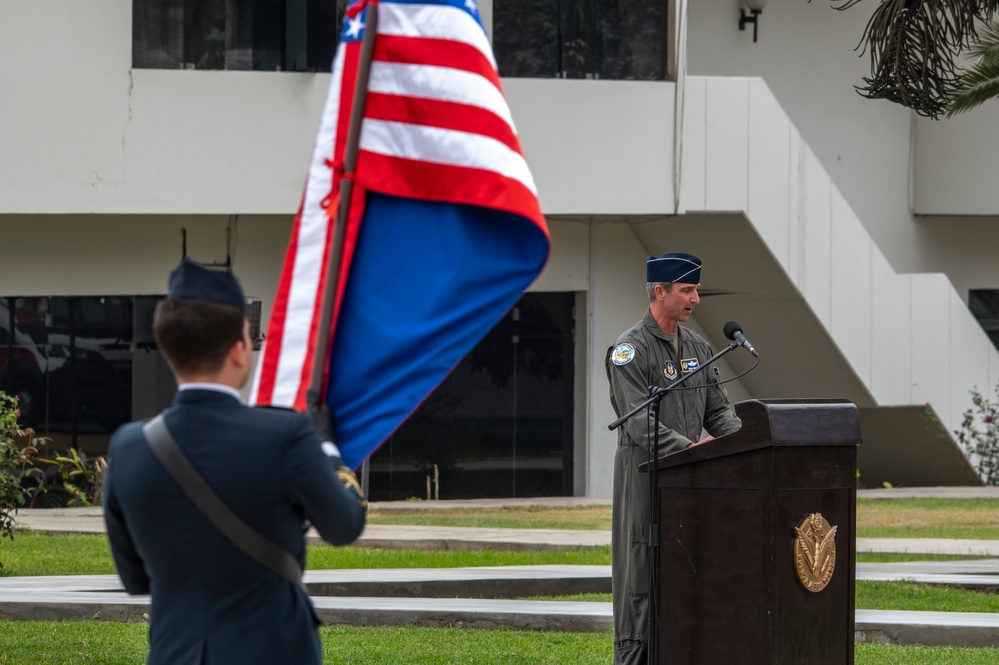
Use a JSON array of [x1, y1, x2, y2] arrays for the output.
[[0, 2, 675, 218], [0, 214, 289, 307], [586, 221, 647, 497], [0, 1, 326, 215], [676, 75, 988, 485], [912, 107, 999, 216], [685, 0, 913, 268], [683, 0, 999, 301], [507, 80, 676, 215]]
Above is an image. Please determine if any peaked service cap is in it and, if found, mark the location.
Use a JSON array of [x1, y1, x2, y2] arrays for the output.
[[167, 257, 246, 311], [646, 252, 702, 284]]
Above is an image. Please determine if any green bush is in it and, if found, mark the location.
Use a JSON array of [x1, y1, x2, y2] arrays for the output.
[[0, 391, 42, 565], [28, 447, 106, 508], [955, 386, 999, 485]]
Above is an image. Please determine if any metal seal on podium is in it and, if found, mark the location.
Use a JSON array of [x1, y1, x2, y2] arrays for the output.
[[793, 513, 837, 592]]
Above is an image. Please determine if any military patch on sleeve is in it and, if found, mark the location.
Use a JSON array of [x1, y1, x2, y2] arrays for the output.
[[611, 343, 636, 366], [680, 358, 699, 373]]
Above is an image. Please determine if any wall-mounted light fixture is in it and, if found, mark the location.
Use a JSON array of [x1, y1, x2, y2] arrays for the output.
[[739, 0, 768, 43]]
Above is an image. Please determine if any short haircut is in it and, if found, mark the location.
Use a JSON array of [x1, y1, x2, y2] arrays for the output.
[[153, 298, 245, 376], [646, 281, 673, 301]]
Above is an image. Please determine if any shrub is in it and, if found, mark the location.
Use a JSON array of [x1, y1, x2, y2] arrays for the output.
[[1, 391, 44, 567], [955, 386, 999, 485], [28, 447, 107, 508]]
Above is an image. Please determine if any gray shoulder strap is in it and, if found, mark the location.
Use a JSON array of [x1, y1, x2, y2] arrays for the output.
[[142, 415, 304, 588]]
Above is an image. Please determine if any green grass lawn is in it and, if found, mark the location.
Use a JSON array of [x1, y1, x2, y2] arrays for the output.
[[855, 644, 999, 664], [308, 543, 611, 569], [0, 533, 610, 577], [367, 505, 612, 530], [857, 498, 999, 540], [0, 534, 117, 576], [378, 499, 999, 540], [0, 622, 614, 665], [0, 622, 994, 665], [856, 552, 990, 564], [361, 497, 999, 537], [857, 580, 999, 613]]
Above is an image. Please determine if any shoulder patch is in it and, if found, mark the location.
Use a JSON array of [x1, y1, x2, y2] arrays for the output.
[[611, 343, 636, 366]]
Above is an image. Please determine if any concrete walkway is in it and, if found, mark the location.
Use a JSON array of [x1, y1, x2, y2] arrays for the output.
[[14, 505, 999, 556], [7, 490, 999, 648], [3, 565, 999, 645]]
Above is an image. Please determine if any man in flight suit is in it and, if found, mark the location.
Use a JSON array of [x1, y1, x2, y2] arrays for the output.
[[605, 252, 742, 665], [104, 257, 367, 665]]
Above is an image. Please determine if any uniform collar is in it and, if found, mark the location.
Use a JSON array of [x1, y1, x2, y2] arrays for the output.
[[643, 308, 684, 346], [176, 382, 243, 403]]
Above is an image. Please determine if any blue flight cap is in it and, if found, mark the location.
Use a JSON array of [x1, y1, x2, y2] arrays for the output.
[[167, 257, 246, 311], [646, 252, 702, 284]]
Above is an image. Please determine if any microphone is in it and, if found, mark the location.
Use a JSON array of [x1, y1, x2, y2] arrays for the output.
[[723, 321, 760, 358]]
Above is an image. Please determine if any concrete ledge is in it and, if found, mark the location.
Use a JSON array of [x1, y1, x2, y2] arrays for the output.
[[857, 558, 999, 591], [345, 525, 612, 552], [305, 565, 611, 598], [856, 610, 999, 648], [312, 597, 612, 633], [857, 538, 999, 557]]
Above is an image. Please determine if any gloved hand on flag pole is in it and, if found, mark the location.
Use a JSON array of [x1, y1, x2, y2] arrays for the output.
[[306, 387, 336, 446], [307, 388, 367, 507]]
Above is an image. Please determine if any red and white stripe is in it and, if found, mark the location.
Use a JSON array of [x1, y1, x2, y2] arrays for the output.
[[249, 44, 348, 409]]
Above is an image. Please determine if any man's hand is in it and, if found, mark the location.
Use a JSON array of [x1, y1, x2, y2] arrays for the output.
[[686, 435, 715, 449], [306, 389, 365, 509], [306, 388, 335, 443]]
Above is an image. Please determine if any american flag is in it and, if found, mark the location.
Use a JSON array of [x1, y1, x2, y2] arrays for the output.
[[250, 0, 550, 469]]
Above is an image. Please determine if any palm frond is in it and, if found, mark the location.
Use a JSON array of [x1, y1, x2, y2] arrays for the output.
[[832, 1, 999, 119], [947, 27, 999, 115], [966, 20, 999, 59]]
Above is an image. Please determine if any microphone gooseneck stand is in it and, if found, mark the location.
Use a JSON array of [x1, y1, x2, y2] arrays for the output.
[[609, 341, 741, 665]]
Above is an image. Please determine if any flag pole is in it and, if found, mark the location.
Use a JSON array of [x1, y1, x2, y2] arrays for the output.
[[309, 2, 380, 397]]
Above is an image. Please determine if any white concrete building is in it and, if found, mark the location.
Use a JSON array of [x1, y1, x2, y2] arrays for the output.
[[3, 0, 999, 498]]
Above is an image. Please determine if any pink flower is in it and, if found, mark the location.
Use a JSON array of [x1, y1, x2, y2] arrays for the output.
[[985, 414, 995, 424]]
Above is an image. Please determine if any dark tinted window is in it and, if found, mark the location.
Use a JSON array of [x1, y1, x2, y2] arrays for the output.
[[367, 292, 576, 500], [971, 290, 999, 349], [495, 0, 668, 80], [0, 296, 142, 456], [133, 0, 344, 72]]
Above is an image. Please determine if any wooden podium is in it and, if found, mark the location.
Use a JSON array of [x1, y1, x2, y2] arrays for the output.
[[639, 399, 861, 665]]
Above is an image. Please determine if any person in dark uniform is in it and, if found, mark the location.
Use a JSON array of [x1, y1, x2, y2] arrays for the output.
[[103, 257, 366, 665], [605, 252, 742, 665]]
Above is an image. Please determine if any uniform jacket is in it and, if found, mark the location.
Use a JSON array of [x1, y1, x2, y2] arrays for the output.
[[605, 310, 741, 664], [103, 388, 366, 665], [606, 309, 741, 454]]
